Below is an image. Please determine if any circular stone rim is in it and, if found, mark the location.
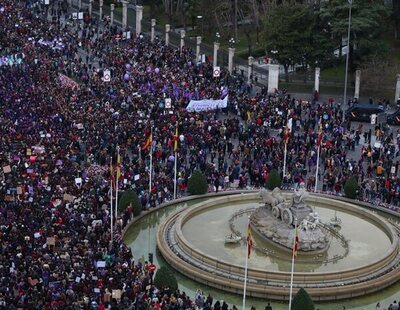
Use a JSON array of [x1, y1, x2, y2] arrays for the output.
[[156, 192, 400, 301]]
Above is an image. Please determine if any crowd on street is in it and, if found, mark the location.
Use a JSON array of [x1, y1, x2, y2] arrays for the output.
[[0, 0, 398, 308]]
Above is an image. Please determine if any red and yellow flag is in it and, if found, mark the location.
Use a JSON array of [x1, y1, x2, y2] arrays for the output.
[[293, 226, 299, 258], [142, 132, 152, 151], [109, 158, 114, 188], [116, 152, 121, 181], [173, 126, 179, 152], [284, 118, 292, 144], [247, 223, 253, 258]]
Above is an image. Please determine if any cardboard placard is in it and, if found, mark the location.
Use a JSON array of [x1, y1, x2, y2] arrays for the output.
[[63, 193, 76, 202], [3, 165, 11, 173], [112, 289, 122, 300], [46, 237, 56, 246]]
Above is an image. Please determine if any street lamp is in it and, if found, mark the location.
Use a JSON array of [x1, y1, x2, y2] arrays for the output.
[[229, 37, 235, 48], [215, 32, 220, 43], [342, 0, 353, 123], [197, 15, 203, 37], [270, 49, 278, 64]]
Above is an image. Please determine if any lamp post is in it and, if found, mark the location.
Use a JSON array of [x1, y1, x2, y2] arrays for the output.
[[197, 15, 203, 37], [229, 37, 235, 48], [213, 32, 220, 67], [228, 37, 236, 75], [215, 32, 220, 43], [342, 0, 353, 123], [270, 49, 278, 64]]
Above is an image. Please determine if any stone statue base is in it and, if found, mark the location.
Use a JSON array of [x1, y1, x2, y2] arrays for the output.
[[250, 207, 330, 254]]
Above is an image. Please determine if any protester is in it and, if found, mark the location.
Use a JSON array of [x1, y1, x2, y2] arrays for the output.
[[0, 1, 398, 308]]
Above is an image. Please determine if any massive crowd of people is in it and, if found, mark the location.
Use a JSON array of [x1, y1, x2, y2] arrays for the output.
[[0, 0, 399, 309]]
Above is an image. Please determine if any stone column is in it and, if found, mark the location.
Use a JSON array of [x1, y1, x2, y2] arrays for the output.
[[88, 0, 93, 16], [135, 5, 143, 36], [395, 74, 400, 104], [165, 24, 170, 46], [196, 36, 202, 63], [314, 67, 320, 93], [248, 56, 254, 84], [228, 47, 235, 75], [110, 4, 115, 25], [99, 0, 103, 20], [354, 69, 361, 99], [150, 19, 156, 43], [268, 64, 280, 93], [121, 0, 128, 29], [180, 30, 186, 50], [213, 42, 220, 67], [78, 0, 81, 10]]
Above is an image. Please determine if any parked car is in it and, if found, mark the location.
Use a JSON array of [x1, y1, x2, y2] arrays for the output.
[[345, 104, 384, 122], [387, 109, 400, 125]]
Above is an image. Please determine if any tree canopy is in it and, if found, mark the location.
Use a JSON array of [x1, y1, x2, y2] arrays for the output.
[[263, 3, 333, 80], [319, 0, 390, 68]]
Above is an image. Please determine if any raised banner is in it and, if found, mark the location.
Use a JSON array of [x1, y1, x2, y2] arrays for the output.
[[186, 96, 228, 112], [58, 73, 79, 89]]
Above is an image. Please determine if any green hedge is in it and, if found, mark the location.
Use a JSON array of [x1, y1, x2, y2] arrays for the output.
[[187, 170, 208, 195], [118, 189, 142, 216], [291, 288, 314, 310], [266, 169, 281, 190], [153, 266, 178, 292], [344, 176, 359, 199]]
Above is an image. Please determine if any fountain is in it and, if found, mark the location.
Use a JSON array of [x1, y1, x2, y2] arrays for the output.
[[155, 190, 400, 301]]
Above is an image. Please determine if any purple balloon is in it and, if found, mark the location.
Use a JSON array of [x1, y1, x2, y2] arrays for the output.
[[154, 67, 160, 74], [123, 73, 130, 81], [146, 66, 151, 73], [125, 63, 131, 70]]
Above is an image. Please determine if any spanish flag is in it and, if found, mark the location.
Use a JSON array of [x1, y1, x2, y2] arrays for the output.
[[116, 152, 121, 181], [293, 226, 299, 258], [247, 223, 253, 258], [317, 119, 323, 147], [173, 126, 179, 152], [142, 132, 152, 151], [284, 118, 292, 144]]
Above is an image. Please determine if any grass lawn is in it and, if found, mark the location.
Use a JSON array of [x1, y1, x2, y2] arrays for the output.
[[321, 65, 346, 80]]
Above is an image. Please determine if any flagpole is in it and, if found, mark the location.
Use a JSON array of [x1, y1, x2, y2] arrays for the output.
[[173, 150, 178, 199], [110, 177, 113, 243], [288, 218, 298, 310], [314, 145, 320, 192], [110, 156, 114, 244], [115, 145, 120, 219], [242, 216, 250, 310], [173, 124, 178, 200], [149, 127, 153, 205], [283, 141, 288, 178], [314, 118, 322, 193]]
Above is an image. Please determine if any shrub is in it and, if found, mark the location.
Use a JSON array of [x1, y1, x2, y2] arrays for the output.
[[153, 266, 178, 292], [344, 176, 359, 199], [291, 287, 314, 310], [187, 170, 208, 195], [118, 189, 142, 216], [266, 169, 281, 190]]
